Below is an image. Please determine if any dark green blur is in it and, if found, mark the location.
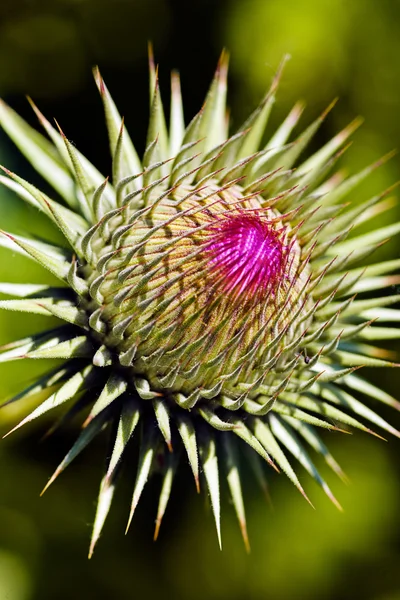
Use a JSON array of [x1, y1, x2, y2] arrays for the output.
[[0, 1, 399, 598]]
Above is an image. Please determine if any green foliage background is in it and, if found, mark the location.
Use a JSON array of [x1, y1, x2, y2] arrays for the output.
[[0, 1, 399, 598]]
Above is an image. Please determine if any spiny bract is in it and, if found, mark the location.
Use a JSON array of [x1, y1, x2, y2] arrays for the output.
[[0, 51, 399, 557]]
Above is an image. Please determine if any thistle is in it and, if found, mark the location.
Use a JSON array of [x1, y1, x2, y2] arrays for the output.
[[0, 51, 399, 557]]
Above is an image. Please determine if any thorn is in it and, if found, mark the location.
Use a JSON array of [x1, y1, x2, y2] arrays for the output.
[[298, 484, 315, 509], [148, 41, 155, 71], [92, 66, 105, 95], [2, 424, 20, 439], [0, 230, 15, 241], [88, 542, 95, 560], [53, 119, 66, 138], [82, 414, 92, 429], [125, 508, 135, 535], [40, 469, 60, 496], [332, 426, 352, 435], [0, 165, 11, 175], [27, 96, 46, 125], [240, 519, 251, 554], [387, 426, 400, 439], [373, 148, 397, 168], [321, 98, 339, 120], [366, 428, 387, 441], [268, 457, 280, 474], [153, 518, 161, 542], [322, 482, 343, 512]]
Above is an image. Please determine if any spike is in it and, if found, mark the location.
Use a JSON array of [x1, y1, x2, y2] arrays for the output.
[[0, 230, 70, 282], [199, 431, 222, 549], [3, 366, 96, 437], [89, 476, 115, 559], [269, 414, 342, 510], [177, 414, 200, 492], [0, 98, 77, 207], [41, 410, 109, 496], [84, 374, 127, 426], [154, 452, 179, 541], [93, 67, 142, 190], [222, 434, 250, 552], [25, 335, 93, 360], [106, 400, 141, 481], [153, 398, 172, 451], [126, 428, 157, 533]]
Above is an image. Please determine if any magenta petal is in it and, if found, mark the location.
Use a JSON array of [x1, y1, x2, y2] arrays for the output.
[[206, 213, 288, 301]]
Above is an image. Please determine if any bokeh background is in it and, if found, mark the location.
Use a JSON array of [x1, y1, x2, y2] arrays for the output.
[[0, 0, 399, 598]]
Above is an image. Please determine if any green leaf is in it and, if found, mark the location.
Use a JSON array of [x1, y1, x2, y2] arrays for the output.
[[323, 151, 396, 206], [154, 452, 179, 541], [273, 99, 337, 171], [146, 67, 169, 177], [85, 374, 127, 425], [169, 71, 185, 157], [331, 222, 400, 255], [199, 431, 222, 549], [331, 349, 398, 368], [199, 50, 229, 154], [356, 326, 400, 340], [253, 418, 311, 504], [222, 434, 250, 552], [89, 476, 116, 559], [0, 231, 71, 282], [1, 363, 74, 408], [41, 409, 109, 496], [360, 307, 400, 323], [177, 414, 200, 492], [317, 384, 400, 438], [0, 298, 62, 315], [293, 394, 377, 436], [269, 414, 342, 509], [198, 407, 238, 431], [0, 99, 77, 207], [153, 398, 172, 450], [0, 169, 88, 236], [0, 297, 87, 327], [93, 67, 142, 190], [28, 97, 116, 212], [230, 417, 277, 471], [282, 418, 348, 483], [4, 365, 96, 437], [296, 117, 362, 178], [265, 101, 304, 151], [0, 283, 67, 298], [41, 302, 88, 328], [273, 399, 338, 430], [0, 327, 68, 363], [126, 427, 157, 533], [57, 127, 96, 220], [106, 400, 141, 481], [26, 335, 93, 360], [236, 56, 288, 160], [343, 373, 400, 411]]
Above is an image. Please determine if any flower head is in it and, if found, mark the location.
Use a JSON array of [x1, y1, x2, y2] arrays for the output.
[[0, 51, 399, 557]]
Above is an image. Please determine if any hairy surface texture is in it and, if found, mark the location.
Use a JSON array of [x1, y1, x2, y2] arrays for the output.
[[0, 51, 399, 556]]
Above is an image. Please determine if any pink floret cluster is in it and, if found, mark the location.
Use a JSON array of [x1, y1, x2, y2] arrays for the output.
[[206, 213, 288, 302]]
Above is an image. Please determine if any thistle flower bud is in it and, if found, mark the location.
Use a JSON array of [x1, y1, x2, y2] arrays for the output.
[[97, 183, 308, 396], [0, 51, 398, 557]]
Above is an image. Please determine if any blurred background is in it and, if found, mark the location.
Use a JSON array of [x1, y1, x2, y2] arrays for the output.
[[0, 0, 399, 598]]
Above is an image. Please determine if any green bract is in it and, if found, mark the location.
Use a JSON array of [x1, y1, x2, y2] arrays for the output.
[[0, 51, 399, 557]]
